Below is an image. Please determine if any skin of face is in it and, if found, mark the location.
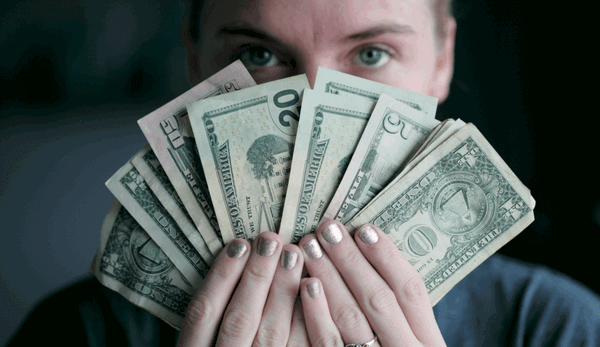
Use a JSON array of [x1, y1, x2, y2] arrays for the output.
[[184, 0, 456, 102]]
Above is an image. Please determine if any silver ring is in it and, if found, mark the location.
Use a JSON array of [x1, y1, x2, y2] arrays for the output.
[[345, 335, 378, 347]]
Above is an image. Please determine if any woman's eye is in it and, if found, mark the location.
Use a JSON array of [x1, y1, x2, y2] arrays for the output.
[[239, 47, 279, 67], [354, 47, 390, 67]]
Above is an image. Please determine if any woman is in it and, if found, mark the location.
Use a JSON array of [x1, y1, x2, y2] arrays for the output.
[[176, 0, 600, 346], [8, 0, 600, 346]]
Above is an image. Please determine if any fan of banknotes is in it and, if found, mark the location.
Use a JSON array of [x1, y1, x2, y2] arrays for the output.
[[89, 60, 535, 328]]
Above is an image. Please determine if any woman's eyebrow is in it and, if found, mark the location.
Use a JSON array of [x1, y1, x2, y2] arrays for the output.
[[216, 24, 281, 44], [342, 24, 415, 42]]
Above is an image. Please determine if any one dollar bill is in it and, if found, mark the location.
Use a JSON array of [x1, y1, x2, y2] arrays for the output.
[[131, 144, 215, 265], [89, 199, 195, 329], [138, 61, 256, 256], [106, 158, 210, 288], [189, 75, 310, 243], [346, 123, 534, 306]]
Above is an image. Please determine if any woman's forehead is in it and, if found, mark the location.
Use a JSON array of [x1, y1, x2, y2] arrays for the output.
[[200, 0, 434, 41]]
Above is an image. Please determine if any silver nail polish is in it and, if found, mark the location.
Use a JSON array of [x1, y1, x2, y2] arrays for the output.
[[358, 224, 379, 245], [307, 281, 320, 298], [281, 250, 298, 270], [257, 237, 278, 257], [227, 240, 248, 258], [322, 223, 343, 244], [304, 239, 323, 259]]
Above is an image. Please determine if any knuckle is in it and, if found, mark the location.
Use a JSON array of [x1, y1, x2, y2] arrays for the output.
[[332, 304, 365, 332], [246, 261, 275, 283], [371, 242, 403, 271], [402, 272, 428, 303], [334, 248, 367, 275], [182, 293, 215, 330], [219, 309, 256, 342], [366, 287, 397, 316], [345, 248, 365, 268], [253, 325, 288, 347], [379, 245, 399, 264], [210, 259, 234, 282]]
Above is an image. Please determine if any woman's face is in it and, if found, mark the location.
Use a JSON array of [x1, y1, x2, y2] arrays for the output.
[[187, 0, 455, 102]]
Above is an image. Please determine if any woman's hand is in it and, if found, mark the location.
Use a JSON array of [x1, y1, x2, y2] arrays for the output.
[[177, 231, 310, 347], [298, 221, 446, 347]]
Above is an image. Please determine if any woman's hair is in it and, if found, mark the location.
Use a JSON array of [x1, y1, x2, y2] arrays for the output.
[[187, 0, 454, 46]]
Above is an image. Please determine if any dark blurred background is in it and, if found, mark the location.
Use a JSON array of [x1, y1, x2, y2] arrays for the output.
[[1, 0, 598, 344]]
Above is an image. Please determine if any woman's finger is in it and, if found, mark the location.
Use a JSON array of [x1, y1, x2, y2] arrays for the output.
[[177, 238, 251, 347], [316, 220, 415, 346], [287, 297, 311, 347], [252, 244, 304, 347], [298, 234, 375, 345], [301, 278, 344, 347], [215, 232, 283, 347], [354, 223, 445, 346]]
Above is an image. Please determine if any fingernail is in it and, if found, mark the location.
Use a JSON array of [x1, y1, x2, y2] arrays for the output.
[[304, 239, 323, 259], [358, 224, 379, 245], [257, 237, 278, 257], [307, 281, 320, 298], [281, 250, 298, 270], [322, 223, 343, 244], [227, 239, 248, 258]]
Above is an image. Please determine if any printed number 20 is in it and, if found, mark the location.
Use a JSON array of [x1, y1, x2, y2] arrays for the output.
[[274, 89, 300, 127]]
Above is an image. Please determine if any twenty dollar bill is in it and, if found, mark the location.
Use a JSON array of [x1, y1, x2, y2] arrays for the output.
[[189, 75, 310, 243], [279, 89, 376, 244]]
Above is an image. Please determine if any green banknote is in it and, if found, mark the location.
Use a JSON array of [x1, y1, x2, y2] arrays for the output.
[[188, 75, 310, 243], [313, 67, 438, 116], [131, 144, 214, 265], [346, 123, 534, 305], [89, 199, 195, 329], [138, 61, 256, 256], [106, 159, 210, 288], [279, 89, 376, 244], [323, 94, 440, 224], [357, 119, 467, 217]]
